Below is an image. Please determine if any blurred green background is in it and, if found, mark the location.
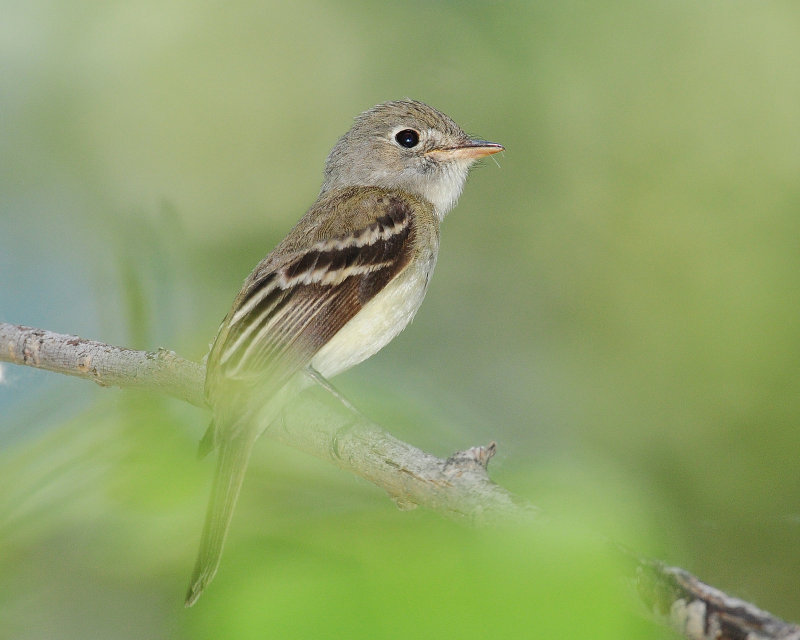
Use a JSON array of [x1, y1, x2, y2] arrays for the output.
[[2, 1, 799, 637]]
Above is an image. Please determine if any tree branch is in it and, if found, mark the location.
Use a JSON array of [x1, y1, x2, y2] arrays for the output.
[[0, 323, 205, 407], [637, 559, 800, 640], [1, 321, 797, 639]]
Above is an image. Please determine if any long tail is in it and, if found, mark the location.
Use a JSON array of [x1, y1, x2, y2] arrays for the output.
[[185, 428, 256, 606]]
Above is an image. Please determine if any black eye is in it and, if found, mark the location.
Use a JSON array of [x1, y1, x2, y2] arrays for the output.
[[395, 129, 419, 148]]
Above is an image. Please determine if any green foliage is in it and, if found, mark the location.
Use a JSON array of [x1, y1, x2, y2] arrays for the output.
[[184, 517, 653, 639], [0, 395, 667, 638]]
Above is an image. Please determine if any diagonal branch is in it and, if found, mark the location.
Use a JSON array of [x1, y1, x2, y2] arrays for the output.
[[0, 322, 521, 522], [1, 321, 798, 639]]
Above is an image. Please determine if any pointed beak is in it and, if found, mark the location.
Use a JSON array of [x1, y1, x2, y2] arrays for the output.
[[426, 139, 505, 161]]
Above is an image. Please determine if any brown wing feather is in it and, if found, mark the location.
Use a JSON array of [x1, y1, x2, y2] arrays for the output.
[[204, 190, 416, 424]]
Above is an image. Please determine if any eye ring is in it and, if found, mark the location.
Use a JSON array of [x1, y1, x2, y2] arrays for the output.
[[394, 129, 420, 148]]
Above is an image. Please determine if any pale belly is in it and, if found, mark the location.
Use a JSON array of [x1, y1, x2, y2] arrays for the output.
[[310, 254, 436, 379]]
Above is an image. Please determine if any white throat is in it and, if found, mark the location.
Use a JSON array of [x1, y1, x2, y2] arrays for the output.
[[420, 161, 471, 220]]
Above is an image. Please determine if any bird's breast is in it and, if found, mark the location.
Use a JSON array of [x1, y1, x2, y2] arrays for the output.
[[310, 248, 437, 379]]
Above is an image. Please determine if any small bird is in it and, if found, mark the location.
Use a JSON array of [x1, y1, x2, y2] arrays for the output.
[[185, 99, 503, 606]]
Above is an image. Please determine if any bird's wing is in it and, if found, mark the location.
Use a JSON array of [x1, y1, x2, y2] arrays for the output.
[[205, 189, 419, 423], [188, 189, 431, 605]]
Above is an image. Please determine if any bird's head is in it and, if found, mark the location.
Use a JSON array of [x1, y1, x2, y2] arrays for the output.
[[321, 100, 503, 219]]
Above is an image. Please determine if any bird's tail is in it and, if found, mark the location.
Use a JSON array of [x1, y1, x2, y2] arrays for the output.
[[185, 428, 256, 606]]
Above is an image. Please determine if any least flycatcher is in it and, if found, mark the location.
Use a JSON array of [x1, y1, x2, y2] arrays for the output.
[[186, 99, 503, 605]]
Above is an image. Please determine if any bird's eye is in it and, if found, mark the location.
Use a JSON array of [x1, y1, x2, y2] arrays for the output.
[[394, 129, 420, 148]]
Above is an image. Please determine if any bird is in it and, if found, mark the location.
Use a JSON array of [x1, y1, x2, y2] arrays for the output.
[[185, 99, 503, 606]]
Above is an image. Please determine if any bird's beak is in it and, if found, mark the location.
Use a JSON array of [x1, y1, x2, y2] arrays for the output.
[[426, 140, 505, 161]]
